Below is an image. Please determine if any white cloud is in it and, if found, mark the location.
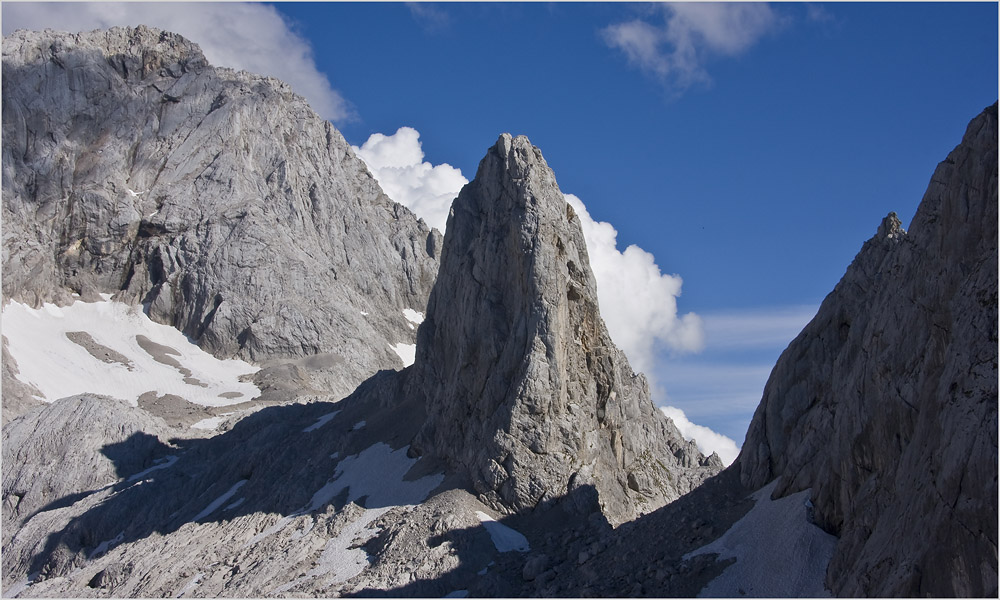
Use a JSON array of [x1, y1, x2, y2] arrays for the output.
[[655, 305, 820, 447], [1, 2, 353, 122], [565, 194, 704, 376], [602, 2, 779, 93], [701, 305, 818, 350], [661, 405, 740, 466], [352, 127, 467, 233], [406, 2, 452, 33]]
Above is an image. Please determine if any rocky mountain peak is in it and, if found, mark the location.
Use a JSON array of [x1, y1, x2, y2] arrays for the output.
[[2, 27, 441, 408], [5, 25, 208, 84], [407, 133, 720, 524], [876, 210, 904, 239]]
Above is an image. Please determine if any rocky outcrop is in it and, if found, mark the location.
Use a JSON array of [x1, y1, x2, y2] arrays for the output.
[[407, 134, 721, 525], [2, 394, 178, 575], [2, 27, 441, 402], [0, 337, 43, 427], [738, 104, 998, 596]]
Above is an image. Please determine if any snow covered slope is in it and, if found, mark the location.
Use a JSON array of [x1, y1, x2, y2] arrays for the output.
[[2, 296, 259, 408]]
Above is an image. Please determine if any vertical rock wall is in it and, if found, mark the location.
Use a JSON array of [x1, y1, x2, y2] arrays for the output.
[[738, 104, 998, 597]]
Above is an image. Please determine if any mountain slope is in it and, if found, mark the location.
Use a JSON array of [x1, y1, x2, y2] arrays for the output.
[[738, 103, 998, 597], [0, 133, 722, 599], [2, 26, 441, 410]]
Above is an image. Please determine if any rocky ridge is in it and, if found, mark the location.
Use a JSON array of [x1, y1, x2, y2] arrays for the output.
[[2, 26, 441, 409], [738, 103, 998, 597]]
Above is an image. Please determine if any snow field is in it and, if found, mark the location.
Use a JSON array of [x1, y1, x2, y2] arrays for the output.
[[402, 308, 424, 330], [2, 298, 260, 407], [191, 416, 228, 430], [127, 455, 180, 483], [390, 342, 416, 367], [684, 480, 836, 597], [475, 511, 530, 553], [193, 480, 248, 521], [89, 531, 125, 559]]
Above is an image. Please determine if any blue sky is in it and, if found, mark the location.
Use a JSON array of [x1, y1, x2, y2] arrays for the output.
[[4, 2, 997, 461]]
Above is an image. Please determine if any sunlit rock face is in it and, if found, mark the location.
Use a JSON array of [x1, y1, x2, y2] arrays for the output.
[[407, 133, 721, 526], [2, 26, 441, 408]]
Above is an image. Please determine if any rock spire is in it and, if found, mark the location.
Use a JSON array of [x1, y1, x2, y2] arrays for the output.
[[407, 134, 720, 525]]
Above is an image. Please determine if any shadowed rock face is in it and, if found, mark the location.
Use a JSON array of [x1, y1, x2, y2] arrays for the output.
[[738, 103, 998, 597], [407, 134, 721, 525], [2, 26, 441, 403]]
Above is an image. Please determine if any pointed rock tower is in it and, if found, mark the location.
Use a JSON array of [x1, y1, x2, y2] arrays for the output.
[[406, 134, 720, 524]]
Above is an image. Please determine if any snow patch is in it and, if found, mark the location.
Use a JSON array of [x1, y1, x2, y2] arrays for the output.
[[193, 480, 248, 522], [476, 511, 530, 553], [271, 443, 444, 592], [444, 591, 469, 598], [89, 531, 124, 559], [2, 573, 38, 598], [402, 308, 424, 324], [303, 410, 341, 433], [1, 299, 260, 407], [352, 420, 366, 431], [305, 443, 441, 513], [390, 342, 416, 367], [191, 416, 227, 430], [176, 572, 204, 597], [684, 480, 836, 597], [127, 455, 179, 483]]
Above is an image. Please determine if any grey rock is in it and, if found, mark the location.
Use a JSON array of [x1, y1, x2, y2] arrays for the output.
[[406, 134, 721, 525], [88, 562, 127, 589], [2, 26, 441, 403], [1, 394, 178, 580], [738, 103, 998, 597], [1, 336, 43, 427], [521, 554, 548, 581]]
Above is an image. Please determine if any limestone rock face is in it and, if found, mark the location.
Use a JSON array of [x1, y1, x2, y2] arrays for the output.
[[407, 134, 721, 525], [738, 104, 998, 597], [2, 27, 441, 401]]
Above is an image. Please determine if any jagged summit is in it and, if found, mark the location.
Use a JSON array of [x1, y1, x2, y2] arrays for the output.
[[876, 211, 904, 238], [407, 132, 720, 524], [6, 25, 209, 78]]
